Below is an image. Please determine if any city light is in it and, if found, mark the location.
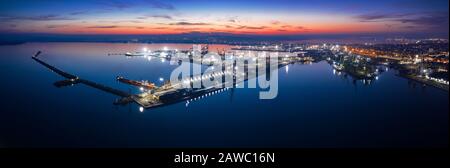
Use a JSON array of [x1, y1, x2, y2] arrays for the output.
[[9, 0, 450, 161]]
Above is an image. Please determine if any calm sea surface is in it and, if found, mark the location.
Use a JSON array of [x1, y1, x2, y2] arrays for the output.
[[0, 42, 448, 147]]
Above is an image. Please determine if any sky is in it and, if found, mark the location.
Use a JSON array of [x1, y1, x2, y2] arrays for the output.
[[0, 0, 448, 37]]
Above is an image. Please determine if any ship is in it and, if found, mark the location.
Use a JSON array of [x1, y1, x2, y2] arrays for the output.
[[125, 52, 145, 57], [332, 62, 345, 71], [116, 76, 157, 90]]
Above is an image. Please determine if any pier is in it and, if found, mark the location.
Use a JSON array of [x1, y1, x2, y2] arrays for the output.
[[32, 56, 132, 98], [398, 73, 449, 91], [33, 50, 295, 109]]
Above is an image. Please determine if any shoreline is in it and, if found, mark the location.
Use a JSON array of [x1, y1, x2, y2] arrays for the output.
[[398, 73, 449, 92]]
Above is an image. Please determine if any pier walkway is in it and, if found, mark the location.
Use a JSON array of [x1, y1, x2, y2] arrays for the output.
[[33, 52, 295, 109], [32, 56, 132, 98]]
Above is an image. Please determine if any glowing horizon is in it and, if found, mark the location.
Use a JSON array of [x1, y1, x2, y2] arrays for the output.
[[1, 0, 448, 36]]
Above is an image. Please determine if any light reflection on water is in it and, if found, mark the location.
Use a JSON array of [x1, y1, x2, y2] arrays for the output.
[[0, 42, 448, 148]]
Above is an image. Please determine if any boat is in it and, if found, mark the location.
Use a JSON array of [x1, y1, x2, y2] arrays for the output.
[[333, 63, 344, 71], [125, 52, 145, 57], [116, 76, 156, 90]]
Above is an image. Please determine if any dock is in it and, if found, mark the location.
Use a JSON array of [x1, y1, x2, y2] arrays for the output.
[[32, 56, 131, 98], [398, 73, 449, 91], [33, 51, 296, 109]]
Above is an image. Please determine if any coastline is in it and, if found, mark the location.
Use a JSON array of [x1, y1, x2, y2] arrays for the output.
[[398, 73, 449, 92]]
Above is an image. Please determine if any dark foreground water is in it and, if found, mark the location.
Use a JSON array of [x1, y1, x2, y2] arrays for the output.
[[0, 43, 448, 148]]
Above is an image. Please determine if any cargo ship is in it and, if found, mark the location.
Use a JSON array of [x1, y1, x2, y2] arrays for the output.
[[116, 76, 157, 90]]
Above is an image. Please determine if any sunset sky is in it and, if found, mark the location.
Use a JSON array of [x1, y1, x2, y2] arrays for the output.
[[0, 0, 448, 36]]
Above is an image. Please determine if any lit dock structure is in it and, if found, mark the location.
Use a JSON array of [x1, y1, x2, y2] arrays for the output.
[[33, 50, 299, 109]]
